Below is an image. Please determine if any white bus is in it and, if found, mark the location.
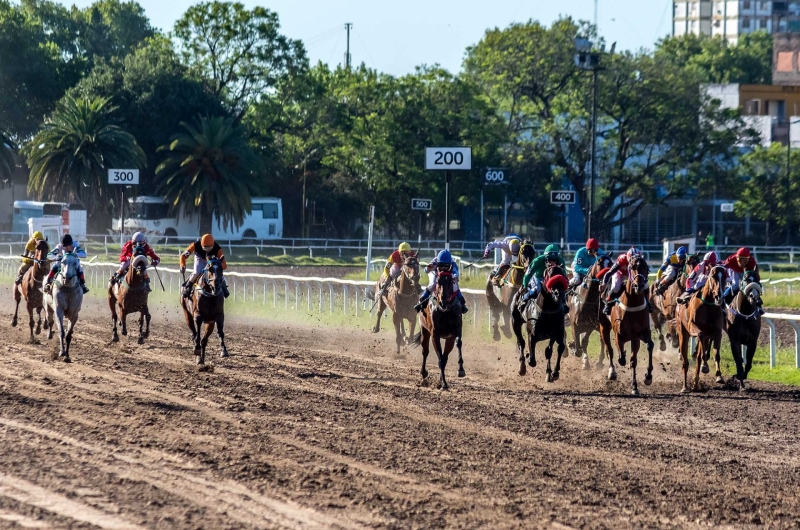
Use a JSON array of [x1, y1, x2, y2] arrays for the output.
[[113, 196, 283, 240]]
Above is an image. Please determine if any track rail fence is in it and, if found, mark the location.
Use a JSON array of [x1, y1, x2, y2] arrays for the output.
[[0, 255, 798, 370]]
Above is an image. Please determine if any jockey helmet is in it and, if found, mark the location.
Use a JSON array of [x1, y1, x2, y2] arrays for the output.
[[508, 238, 521, 254], [618, 253, 629, 267], [736, 247, 751, 258], [586, 238, 599, 251], [200, 234, 215, 251], [32, 231, 44, 241], [704, 251, 718, 265], [627, 247, 641, 259], [676, 246, 688, 259], [436, 250, 453, 264], [398, 242, 412, 252], [61, 234, 73, 247], [544, 244, 560, 260], [132, 231, 146, 244]]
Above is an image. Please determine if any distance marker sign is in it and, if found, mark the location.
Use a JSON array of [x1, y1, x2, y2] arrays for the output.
[[484, 167, 509, 185], [411, 198, 432, 210], [550, 190, 576, 205], [108, 169, 139, 185], [425, 147, 472, 170]]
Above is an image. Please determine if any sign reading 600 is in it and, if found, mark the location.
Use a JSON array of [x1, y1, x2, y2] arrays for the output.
[[108, 169, 140, 185], [484, 167, 509, 185]]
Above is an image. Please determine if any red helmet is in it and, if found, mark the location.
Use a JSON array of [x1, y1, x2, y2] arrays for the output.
[[736, 247, 751, 258], [617, 253, 629, 267], [586, 238, 599, 251]]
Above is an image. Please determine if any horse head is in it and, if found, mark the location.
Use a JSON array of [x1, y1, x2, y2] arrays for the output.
[[518, 242, 536, 268], [59, 253, 81, 288], [741, 271, 762, 309], [33, 239, 49, 268], [545, 274, 569, 305], [627, 255, 649, 295], [704, 265, 726, 306], [129, 254, 149, 282], [203, 258, 225, 296], [402, 252, 420, 284], [434, 270, 457, 309]]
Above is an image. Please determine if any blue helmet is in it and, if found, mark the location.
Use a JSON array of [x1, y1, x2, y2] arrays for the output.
[[676, 246, 688, 259], [437, 250, 453, 264]]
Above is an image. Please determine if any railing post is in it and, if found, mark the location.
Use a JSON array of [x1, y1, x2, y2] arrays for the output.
[[786, 320, 800, 370], [763, 317, 777, 369]]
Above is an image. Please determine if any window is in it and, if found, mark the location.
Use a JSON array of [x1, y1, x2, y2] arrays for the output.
[[743, 0, 751, 8], [42, 204, 62, 216], [744, 99, 761, 115], [778, 51, 794, 72], [133, 203, 170, 220], [742, 16, 751, 27], [260, 203, 279, 219], [269, 224, 276, 236]]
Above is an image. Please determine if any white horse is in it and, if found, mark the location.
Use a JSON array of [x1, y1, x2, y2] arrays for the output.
[[44, 253, 84, 362]]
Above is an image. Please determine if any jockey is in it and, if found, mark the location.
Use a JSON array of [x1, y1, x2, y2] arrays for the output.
[[414, 250, 468, 314], [44, 234, 89, 294], [180, 234, 229, 298], [109, 232, 160, 292], [600, 253, 630, 315], [569, 238, 603, 288], [655, 246, 688, 295], [15, 230, 45, 285], [484, 234, 522, 282], [380, 242, 414, 291], [677, 251, 717, 305], [521, 244, 566, 306], [722, 247, 761, 301]]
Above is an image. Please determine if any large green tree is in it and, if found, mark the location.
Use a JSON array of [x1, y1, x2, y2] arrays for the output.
[[0, 126, 15, 179], [156, 115, 263, 234], [23, 95, 146, 212], [174, 1, 307, 118]]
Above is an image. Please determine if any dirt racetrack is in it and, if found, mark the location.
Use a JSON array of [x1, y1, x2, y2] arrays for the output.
[[1, 290, 800, 529]]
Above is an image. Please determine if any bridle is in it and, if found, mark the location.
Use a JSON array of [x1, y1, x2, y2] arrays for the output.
[[433, 270, 458, 311], [199, 258, 224, 297], [627, 257, 648, 295], [699, 265, 725, 306]]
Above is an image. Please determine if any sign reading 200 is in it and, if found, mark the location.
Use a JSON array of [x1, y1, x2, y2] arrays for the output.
[[425, 147, 472, 170]]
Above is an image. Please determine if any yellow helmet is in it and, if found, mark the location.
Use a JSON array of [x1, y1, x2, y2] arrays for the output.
[[32, 231, 44, 240], [398, 242, 412, 252], [508, 238, 521, 253]]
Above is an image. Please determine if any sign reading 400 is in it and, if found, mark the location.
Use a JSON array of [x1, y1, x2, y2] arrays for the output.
[[108, 169, 139, 185], [425, 147, 472, 170]]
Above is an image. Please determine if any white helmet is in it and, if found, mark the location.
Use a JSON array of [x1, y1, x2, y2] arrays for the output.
[[132, 231, 146, 244]]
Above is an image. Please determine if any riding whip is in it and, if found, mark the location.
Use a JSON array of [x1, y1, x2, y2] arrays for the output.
[[152, 264, 166, 292], [463, 255, 488, 269]]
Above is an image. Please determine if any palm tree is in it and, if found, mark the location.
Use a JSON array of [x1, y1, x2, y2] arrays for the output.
[[156, 115, 263, 234], [24, 95, 146, 210]]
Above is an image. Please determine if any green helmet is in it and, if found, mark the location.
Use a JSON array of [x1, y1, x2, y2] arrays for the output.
[[544, 244, 560, 260]]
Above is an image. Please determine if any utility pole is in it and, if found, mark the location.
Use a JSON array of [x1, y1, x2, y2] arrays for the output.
[[344, 23, 353, 69], [594, 0, 598, 28]]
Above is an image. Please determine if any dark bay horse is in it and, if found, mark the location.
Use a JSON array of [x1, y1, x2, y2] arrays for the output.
[[12, 239, 50, 342], [568, 255, 614, 370], [600, 255, 655, 395], [649, 254, 700, 351], [676, 265, 726, 393], [413, 270, 464, 390], [372, 252, 421, 353], [724, 272, 762, 392], [108, 253, 151, 344], [180, 258, 228, 365], [485, 242, 535, 341], [512, 266, 568, 383]]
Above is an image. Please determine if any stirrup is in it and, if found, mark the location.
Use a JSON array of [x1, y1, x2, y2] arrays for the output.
[[81, 284, 89, 294], [461, 305, 469, 314], [414, 302, 424, 313]]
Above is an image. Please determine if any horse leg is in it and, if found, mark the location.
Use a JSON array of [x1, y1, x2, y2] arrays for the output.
[[56, 307, 67, 359], [193, 315, 204, 364], [643, 333, 654, 386], [744, 338, 758, 381], [580, 329, 593, 370], [544, 338, 554, 383], [373, 299, 386, 333], [501, 306, 513, 339], [143, 305, 151, 338], [456, 337, 465, 378], [63, 315, 77, 362], [137, 312, 145, 345], [552, 336, 566, 382], [616, 333, 627, 367], [200, 322, 215, 365], [441, 338, 454, 388], [512, 307, 527, 376], [216, 315, 228, 358], [45, 302, 55, 341], [407, 315, 417, 346], [490, 306, 501, 342], [699, 335, 710, 374], [650, 311, 667, 352], [693, 338, 704, 390], [26, 304, 35, 343], [678, 328, 690, 393], [630, 339, 640, 396], [713, 332, 724, 385], [432, 334, 448, 391], [527, 327, 537, 368], [600, 325, 616, 380], [420, 326, 431, 380], [729, 337, 746, 390], [121, 310, 128, 336], [392, 312, 403, 355]]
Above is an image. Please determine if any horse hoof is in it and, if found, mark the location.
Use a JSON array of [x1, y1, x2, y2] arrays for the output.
[[137, 337, 144, 345], [715, 376, 725, 384], [220, 351, 230, 358], [644, 375, 653, 386], [546, 373, 553, 383], [582, 358, 591, 371], [458, 369, 466, 378], [11, 319, 17, 327], [195, 356, 204, 366], [608, 370, 617, 381], [618, 356, 627, 367], [519, 364, 526, 376], [492, 331, 501, 342], [681, 387, 689, 394], [551, 371, 560, 381], [527, 359, 536, 368], [62, 356, 71, 363], [112, 335, 119, 343], [631, 387, 640, 396], [659, 340, 667, 352], [421, 369, 428, 379], [372, 327, 380, 334], [121, 330, 127, 336], [701, 364, 710, 374]]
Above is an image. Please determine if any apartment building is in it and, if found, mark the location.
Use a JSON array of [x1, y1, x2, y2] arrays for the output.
[[674, 1, 800, 44]]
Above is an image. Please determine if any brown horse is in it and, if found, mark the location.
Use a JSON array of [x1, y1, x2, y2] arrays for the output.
[[108, 253, 151, 344], [568, 255, 614, 370], [485, 242, 536, 341], [649, 254, 701, 351], [12, 239, 50, 342], [676, 265, 726, 393], [180, 258, 229, 365], [600, 255, 655, 395], [371, 252, 421, 353], [413, 270, 464, 390], [512, 266, 569, 383], [724, 272, 762, 392]]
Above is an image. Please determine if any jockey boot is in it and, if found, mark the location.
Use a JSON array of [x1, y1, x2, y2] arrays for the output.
[[181, 282, 193, 299], [80, 281, 89, 294], [144, 277, 152, 293], [522, 288, 537, 303], [677, 288, 695, 305], [221, 282, 230, 299], [457, 292, 469, 314], [602, 299, 613, 315], [14, 274, 23, 285], [414, 290, 431, 312]]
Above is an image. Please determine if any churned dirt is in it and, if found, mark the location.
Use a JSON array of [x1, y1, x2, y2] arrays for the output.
[[0, 289, 799, 529]]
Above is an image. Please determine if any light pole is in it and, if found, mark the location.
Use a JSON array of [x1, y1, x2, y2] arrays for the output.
[[787, 119, 800, 244]]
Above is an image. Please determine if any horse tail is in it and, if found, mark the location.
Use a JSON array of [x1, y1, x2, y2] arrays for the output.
[[485, 278, 503, 310], [412, 331, 422, 347], [365, 287, 375, 301]]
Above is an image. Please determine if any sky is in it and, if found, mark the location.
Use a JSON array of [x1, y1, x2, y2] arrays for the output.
[[59, 0, 674, 76]]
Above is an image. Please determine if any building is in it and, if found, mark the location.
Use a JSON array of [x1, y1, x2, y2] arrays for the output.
[[673, 1, 800, 44]]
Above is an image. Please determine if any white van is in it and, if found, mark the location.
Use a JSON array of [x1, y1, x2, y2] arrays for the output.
[[113, 196, 283, 240]]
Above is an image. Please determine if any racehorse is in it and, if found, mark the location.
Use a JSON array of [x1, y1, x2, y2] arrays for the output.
[[12, 239, 50, 342], [108, 252, 151, 344], [44, 252, 83, 362], [649, 253, 701, 351], [676, 265, 726, 393], [371, 252, 421, 353], [724, 272, 762, 392], [180, 258, 229, 365], [568, 254, 614, 370], [599, 255, 655, 395], [413, 269, 464, 390], [512, 265, 568, 383], [485, 242, 536, 341]]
